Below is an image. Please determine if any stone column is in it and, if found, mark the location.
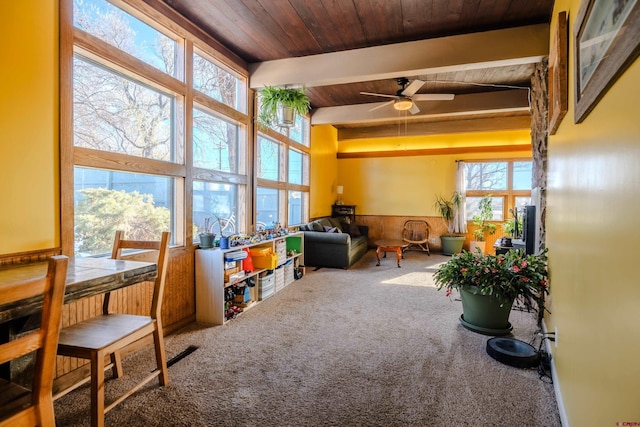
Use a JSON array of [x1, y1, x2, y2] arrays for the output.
[[530, 59, 548, 251]]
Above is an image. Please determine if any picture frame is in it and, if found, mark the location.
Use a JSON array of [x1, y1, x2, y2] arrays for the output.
[[548, 11, 568, 135], [574, 0, 640, 123]]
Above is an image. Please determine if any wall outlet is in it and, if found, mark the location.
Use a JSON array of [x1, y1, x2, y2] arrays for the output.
[[554, 326, 558, 348], [429, 237, 436, 244]]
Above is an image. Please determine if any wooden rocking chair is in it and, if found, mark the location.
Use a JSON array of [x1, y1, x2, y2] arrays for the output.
[[402, 220, 430, 255]]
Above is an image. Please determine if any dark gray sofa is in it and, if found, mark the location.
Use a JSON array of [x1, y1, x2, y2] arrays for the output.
[[299, 217, 369, 269]]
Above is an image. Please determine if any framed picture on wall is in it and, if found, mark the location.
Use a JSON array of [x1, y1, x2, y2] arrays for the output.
[[574, 0, 640, 123], [549, 11, 568, 135]]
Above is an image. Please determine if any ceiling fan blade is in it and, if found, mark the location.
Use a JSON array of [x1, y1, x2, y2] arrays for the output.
[[401, 79, 425, 96], [412, 93, 455, 101], [368, 100, 394, 112], [409, 102, 420, 114], [360, 91, 398, 99]]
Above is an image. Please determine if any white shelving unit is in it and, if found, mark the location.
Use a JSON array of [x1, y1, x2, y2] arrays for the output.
[[195, 232, 304, 325]]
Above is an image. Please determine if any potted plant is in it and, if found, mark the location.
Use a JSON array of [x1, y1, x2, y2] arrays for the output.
[[434, 191, 465, 255], [434, 248, 549, 335], [210, 215, 232, 249], [470, 195, 497, 254], [257, 86, 310, 129], [503, 208, 523, 239], [198, 217, 215, 249]]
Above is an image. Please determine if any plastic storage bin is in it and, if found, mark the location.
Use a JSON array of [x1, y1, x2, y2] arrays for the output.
[[259, 272, 275, 300], [252, 253, 278, 269], [275, 239, 287, 264]]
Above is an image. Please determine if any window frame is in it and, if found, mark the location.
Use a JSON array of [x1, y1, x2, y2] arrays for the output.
[[255, 114, 311, 228], [465, 159, 533, 222], [60, 0, 251, 254]]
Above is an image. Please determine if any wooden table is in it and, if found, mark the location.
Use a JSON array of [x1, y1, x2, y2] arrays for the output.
[[0, 257, 157, 325], [1, 257, 157, 383], [375, 240, 409, 268]]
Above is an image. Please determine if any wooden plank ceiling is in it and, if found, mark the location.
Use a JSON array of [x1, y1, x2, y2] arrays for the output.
[[159, 0, 555, 140]]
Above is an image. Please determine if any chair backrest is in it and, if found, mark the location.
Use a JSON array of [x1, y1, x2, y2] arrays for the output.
[[103, 231, 171, 319], [403, 220, 429, 241], [0, 255, 68, 426]]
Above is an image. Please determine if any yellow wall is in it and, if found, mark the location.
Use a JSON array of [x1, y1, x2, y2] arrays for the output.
[[309, 125, 339, 218], [546, 1, 640, 425], [0, 2, 59, 254], [336, 130, 531, 216], [5, 2, 639, 423]]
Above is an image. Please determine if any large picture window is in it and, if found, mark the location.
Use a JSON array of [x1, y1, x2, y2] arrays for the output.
[[74, 167, 174, 256], [193, 181, 239, 236], [257, 136, 281, 181], [73, 55, 175, 161], [465, 160, 532, 221], [64, 0, 250, 255], [193, 108, 240, 172], [256, 115, 310, 227], [73, 0, 177, 77], [193, 51, 245, 113]]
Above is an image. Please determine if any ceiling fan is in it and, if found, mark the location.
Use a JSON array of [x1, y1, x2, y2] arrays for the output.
[[360, 77, 455, 114]]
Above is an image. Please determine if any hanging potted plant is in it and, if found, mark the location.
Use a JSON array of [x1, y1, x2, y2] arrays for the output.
[[257, 86, 310, 129], [434, 191, 465, 255], [434, 248, 549, 335], [470, 195, 497, 254]]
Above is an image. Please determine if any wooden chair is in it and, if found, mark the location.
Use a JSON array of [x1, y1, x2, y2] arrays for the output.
[[57, 231, 170, 427], [402, 220, 430, 255], [0, 255, 68, 427]]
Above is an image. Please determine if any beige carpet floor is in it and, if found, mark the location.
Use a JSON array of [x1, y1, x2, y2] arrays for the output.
[[54, 249, 561, 426]]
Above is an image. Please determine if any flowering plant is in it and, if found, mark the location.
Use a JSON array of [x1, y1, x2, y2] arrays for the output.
[[434, 248, 549, 319]]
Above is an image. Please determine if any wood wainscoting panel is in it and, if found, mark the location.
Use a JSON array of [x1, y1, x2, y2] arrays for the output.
[[355, 215, 506, 255]]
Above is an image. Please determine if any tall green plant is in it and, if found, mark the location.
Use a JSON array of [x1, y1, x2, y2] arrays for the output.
[[257, 86, 310, 129], [472, 196, 497, 241], [434, 191, 463, 234]]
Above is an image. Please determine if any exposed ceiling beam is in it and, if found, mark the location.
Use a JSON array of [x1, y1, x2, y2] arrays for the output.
[[336, 114, 532, 141], [249, 24, 548, 89], [311, 90, 530, 125]]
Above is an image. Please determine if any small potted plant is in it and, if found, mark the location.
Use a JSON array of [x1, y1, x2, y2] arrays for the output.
[[469, 195, 497, 254], [198, 217, 215, 249], [503, 208, 523, 239], [434, 248, 549, 335], [257, 86, 310, 129], [434, 191, 465, 255]]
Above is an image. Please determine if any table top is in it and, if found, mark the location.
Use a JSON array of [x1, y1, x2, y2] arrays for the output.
[[374, 239, 409, 248], [0, 257, 157, 324]]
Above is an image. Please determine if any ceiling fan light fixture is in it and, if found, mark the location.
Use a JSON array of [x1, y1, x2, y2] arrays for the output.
[[393, 97, 413, 111]]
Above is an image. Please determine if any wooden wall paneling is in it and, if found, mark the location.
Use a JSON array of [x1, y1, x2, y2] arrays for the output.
[[355, 215, 507, 254], [162, 248, 195, 327]]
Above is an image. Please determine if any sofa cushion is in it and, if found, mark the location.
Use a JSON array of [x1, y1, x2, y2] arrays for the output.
[[310, 221, 324, 232], [341, 221, 361, 237], [317, 218, 333, 229], [328, 217, 343, 230], [323, 226, 341, 233]]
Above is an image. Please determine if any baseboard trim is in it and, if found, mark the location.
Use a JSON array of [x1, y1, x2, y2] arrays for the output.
[[542, 319, 570, 427]]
